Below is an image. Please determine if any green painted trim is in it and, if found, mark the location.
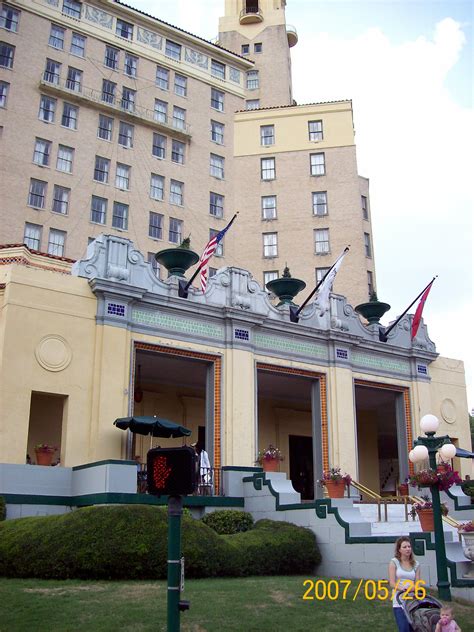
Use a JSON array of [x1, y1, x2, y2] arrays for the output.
[[72, 459, 136, 471], [444, 487, 474, 512], [222, 466, 262, 472], [411, 532, 474, 588], [3, 494, 71, 505]]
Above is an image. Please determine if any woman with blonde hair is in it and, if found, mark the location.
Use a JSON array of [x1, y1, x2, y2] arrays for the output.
[[388, 536, 421, 631]]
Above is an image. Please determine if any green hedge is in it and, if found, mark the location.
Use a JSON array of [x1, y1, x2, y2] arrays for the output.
[[0, 506, 320, 580], [0, 497, 5, 521], [202, 510, 254, 534]]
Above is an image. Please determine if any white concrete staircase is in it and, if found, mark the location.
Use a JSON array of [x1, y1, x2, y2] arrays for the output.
[[356, 502, 461, 537]]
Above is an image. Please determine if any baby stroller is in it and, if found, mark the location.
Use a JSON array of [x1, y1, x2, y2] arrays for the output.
[[396, 593, 442, 632]]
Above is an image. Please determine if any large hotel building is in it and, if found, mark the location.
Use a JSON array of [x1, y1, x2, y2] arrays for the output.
[[0, 0, 375, 307]]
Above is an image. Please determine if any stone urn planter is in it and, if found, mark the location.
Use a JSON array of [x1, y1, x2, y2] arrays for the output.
[[324, 479, 346, 499], [460, 532, 474, 578], [155, 238, 199, 278], [265, 266, 306, 307], [416, 508, 435, 532], [355, 292, 391, 324], [35, 446, 56, 466]]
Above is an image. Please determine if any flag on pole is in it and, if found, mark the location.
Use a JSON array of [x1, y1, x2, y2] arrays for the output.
[[198, 214, 237, 292], [316, 248, 349, 316], [411, 279, 434, 339]]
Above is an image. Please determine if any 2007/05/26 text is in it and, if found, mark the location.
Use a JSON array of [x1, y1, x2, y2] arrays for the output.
[[302, 579, 427, 601]]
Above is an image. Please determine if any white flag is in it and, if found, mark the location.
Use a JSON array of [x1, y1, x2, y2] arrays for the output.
[[316, 248, 349, 316]]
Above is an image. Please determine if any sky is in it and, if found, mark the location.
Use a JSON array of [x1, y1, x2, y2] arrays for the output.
[[124, 0, 473, 410]]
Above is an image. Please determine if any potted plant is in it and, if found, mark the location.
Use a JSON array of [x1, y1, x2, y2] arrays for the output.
[[398, 479, 409, 496], [355, 291, 391, 325], [34, 443, 57, 466], [457, 520, 474, 576], [409, 494, 449, 532], [318, 467, 352, 498], [155, 236, 199, 278], [265, 266, 306, 307], [256, 444, 284, 472]]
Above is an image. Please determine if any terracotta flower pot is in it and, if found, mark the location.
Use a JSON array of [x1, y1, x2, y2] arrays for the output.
[[35, 448, 55, 466], [398, 483, 409, 496], [325, 479, 345, 498], [416, 508, 435, 532], [262, 458, 279, 472]]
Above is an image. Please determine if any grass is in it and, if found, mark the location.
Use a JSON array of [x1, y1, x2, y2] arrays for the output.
[[1, 576, 473, 632]]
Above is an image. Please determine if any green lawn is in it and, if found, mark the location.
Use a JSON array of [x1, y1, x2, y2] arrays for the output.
[[1, 576, 472, 632]]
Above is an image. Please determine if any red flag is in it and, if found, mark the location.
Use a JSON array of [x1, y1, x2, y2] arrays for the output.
[[411, 281, 434, 339]]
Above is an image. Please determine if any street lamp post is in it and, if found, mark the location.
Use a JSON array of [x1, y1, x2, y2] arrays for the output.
[[409, 414, 457, 602]]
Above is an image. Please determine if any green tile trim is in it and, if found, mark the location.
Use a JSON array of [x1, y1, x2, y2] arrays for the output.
[[255, 333, 327, 358], [72, 459, 136, 471], [132, 309, 224, 339], [352, 351, 410, 375]]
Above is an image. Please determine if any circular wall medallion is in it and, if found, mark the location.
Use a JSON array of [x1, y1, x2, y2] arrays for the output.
[[440, 398, 456, 424], [35, 335, 72, 372]]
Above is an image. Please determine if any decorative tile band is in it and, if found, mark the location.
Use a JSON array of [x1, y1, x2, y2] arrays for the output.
[[352, 351, 410, 375], [132, 309, 224, 339], [255, 333, 327, 358]]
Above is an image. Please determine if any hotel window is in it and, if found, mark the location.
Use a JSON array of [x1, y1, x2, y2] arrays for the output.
[[211, 120, 224, 144], [152, 133, 166, 159], [121, 86, 135, 112], [48, 228, 66, 256], [361, 195, 369, 220], [156, 65, 169, 90], [165, 39, 181, 60], [260, 125, 274, 146], [98, 114, 113, 140], [315, 267, 330, 283], [118, 121, 133, 147], [43, 59, 61, 84], [150, 173, 164, 200], [364, 232, 372, 257], [241, 44, 249, 55], [312, 191, 327, 216], [211, 88, 224, 111], [314, 228, 330, 254], [104, 45, 119, 70], [261, 195, 277, 220], [0, 80, 8, 107], [246, 70, 259, 90], [61, 103, 78, 129], [70, 32, 86, 57], [210, 153, 224, 179], [49, 24, 65, 49], [56, 145, 74, 173], [264, 270, 278, 285], [367, 270, 374, 297], [254, 42, 262, 53], [33, 138, 51, 166], [169, 217, 182, 244], [66, 66, 82, 92], [261, 157, 275, 180], [0, 41, 13, 68], [174, 74, 187, 97], [211, 59, 225, 80], [39, 95, 56, 122], [0, 4, 19, 31], [154, 99, 168, 123], [210, 229, 224, 256], [263, 233, 278, 258], [62, 0, 81, 20], [210, 192, 224, 218], [124, 53, 137, 77], [116, 19, 133, 40], [170, 179, 184, 205], [28, 179, 47, 209], [149, 212, 163, 240], [172, 105, 186, 130], [24, 223, 42, 250], [115, 163, 130, 190], [171, 139, 185, 164], [310, 152, 325, 176], [102, 79, 116, 104], [147, 252, 161, 277], [90, 195, 107, 224], [308, 120, 323, 141], [112, 201, 128, 230], [52, 185, 70, 214], [246, 99, 259, 110]]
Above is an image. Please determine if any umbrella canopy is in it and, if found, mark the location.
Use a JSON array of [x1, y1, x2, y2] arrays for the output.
[[114, 415, 191, 438], [456, 447, 474, 459]]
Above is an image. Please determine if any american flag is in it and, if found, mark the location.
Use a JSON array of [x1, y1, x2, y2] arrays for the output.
[[198, 214, 237, 292]]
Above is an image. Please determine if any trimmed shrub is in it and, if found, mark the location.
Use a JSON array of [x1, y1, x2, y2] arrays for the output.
[[0, 506, 321, 580], [0, 496, 5, 521], [202, 510, 254, 535]]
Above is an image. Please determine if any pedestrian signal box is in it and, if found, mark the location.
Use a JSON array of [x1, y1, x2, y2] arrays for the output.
[[147, 446, 197, 496]]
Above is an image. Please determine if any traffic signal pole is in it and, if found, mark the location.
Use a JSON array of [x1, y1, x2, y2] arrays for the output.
[[167, 495, 183, 632]]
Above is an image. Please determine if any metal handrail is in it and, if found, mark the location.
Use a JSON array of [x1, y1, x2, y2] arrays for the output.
[[351, 479, 383, 500]]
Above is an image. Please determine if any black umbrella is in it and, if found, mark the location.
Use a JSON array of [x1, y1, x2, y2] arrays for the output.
[[114, 415, 191, 438], [456, 447, 474, 459]]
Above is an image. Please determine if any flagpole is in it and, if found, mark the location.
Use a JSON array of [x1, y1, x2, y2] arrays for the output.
[[378, 276, 437, 342], [290, 247, 350, 323], [178, 214, 238, 298]]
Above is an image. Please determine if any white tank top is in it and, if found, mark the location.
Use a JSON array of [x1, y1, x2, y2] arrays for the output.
[[391, 557, 419, 607]]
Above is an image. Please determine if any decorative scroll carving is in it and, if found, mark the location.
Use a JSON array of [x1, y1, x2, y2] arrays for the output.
[[85, 5, 113, 29], [137, 27, 162, 49], [185, 47, 209, 69], [229, 67, 241, 83]]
